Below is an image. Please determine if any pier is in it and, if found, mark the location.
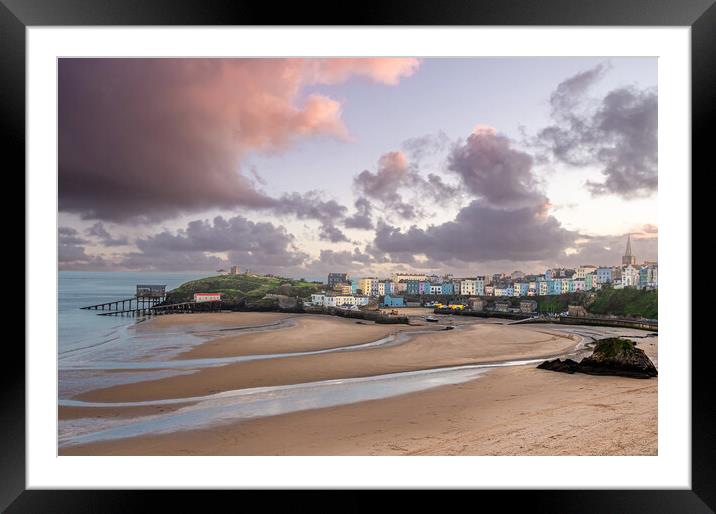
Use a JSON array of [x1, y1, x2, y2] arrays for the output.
[[80, 296, 165, 312], [80, 284, 225, 318]]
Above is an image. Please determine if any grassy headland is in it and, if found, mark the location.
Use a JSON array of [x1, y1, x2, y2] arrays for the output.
[[167, 274, 323, 304]]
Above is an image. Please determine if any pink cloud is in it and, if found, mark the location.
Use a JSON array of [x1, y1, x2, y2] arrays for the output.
[[305, 58, 421, 86], [59, 58, 419, 221]]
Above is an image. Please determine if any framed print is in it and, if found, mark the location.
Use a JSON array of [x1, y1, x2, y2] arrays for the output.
[[6, 0, 712, 510]]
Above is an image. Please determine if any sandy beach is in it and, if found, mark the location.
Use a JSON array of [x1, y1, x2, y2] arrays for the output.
[[59, 311, 657, 456]]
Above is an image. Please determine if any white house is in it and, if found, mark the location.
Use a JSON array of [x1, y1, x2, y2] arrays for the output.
[[323, 295, 370, 308], [194, 293, 222, 303], [460, 279, 477, 296]]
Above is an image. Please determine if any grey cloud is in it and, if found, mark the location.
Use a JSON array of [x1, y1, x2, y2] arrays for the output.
[[86, 222, 129, 246], [447, 130, 545, 209], [549, 63, 609, 116], [354, 151, 411, 207], [58, 226, 110, 269], [538, 64, 657, 198], [343, 198, 374, 230], [315, 248, 374, 268], [372, 200, 577, 264], [272, 191, 349, 242], [401, 131, 450, 162], [425, 173, 461, 199], [353, 151, 461, 221], [120, 215, 308, 271], [58, 226, 88, 246], [319, 224, 350, 243]]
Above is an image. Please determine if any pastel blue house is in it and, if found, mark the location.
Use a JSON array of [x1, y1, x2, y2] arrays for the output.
[[441, 282, 454, 295], [515, 282, 529, 296], [382, 294, 405, 307], [639, 267, 649, 287], [548, 279, 562, 295], [596, 267, 612, 284], [406, 280, 420, 295]]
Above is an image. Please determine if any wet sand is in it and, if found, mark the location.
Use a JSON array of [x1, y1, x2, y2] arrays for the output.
[[174, 315, 424, 359], [139, 311, 294, 330], [72, 323, 578, 403], [61, 358, 657, 456], [60, 312, 658, 455]]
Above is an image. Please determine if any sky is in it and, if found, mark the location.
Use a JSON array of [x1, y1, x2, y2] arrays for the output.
[[58, 57, 658, 278]]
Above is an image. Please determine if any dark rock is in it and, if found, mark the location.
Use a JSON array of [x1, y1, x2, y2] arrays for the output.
[[537, 358, 580, 374], [537, 338, 657, 379], [578, 338, 657, 378]]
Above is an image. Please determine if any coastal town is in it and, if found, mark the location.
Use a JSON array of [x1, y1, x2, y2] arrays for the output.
[[309, 235, 657, 314]]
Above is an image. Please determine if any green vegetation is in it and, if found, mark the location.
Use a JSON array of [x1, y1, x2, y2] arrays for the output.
[[528, 288, 657, 319], [533, 294, 572, 314], [593, 337, 635, 357], [167, 273, 323, 303], [588, 287, 657, 319]]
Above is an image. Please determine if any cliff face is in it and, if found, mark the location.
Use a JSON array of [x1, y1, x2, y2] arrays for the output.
[[537, 338, 658, 379]]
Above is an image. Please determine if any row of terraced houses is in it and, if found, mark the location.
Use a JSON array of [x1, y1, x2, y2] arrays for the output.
[[311, 235, 656, 308]]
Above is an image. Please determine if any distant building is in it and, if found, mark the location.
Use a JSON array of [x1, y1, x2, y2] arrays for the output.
[[514, 282, 530, 297], [194, 292, 222, 303], [230, 265, 241, 275], [382, 294, 405, 307], [136, 284, 166, 298], [313, 294, 369, 308], [622, 234, 637, 266], [538, 280, 548, 296], [622, 265, 640, 287], [520, 299, 538, 313], [596, 267, 613, 284], [391, 272, 428, 283], [358, 277, 378, 296], [336, 283, 353, 295], [460, 278, 477, 296], [468, 297, 485, 311], [328, 273, 349, 290], [405, 280, 420, 295], [494, 301, 510, 312]]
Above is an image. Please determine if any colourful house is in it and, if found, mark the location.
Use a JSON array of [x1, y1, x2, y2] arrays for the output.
[[382, 294, 405, 307], [406, 280, 420, 295]]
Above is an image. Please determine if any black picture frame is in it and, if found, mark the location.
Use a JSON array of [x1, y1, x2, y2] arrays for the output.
[[5, 0, 711, 511]]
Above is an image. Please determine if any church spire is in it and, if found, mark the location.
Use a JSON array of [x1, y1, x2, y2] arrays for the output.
[[625, 233, 633, 257], [622, 234, 636, 266]]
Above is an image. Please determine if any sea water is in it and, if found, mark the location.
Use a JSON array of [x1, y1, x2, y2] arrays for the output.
[[58, 271, 210, 397]]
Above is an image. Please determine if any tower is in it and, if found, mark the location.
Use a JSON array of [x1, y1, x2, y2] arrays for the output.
[[622, 234, 636, 267]]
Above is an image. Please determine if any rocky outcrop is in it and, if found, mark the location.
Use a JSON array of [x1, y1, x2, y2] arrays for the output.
[[537, 358, 580, 374], [537, 338, 658, 379]]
